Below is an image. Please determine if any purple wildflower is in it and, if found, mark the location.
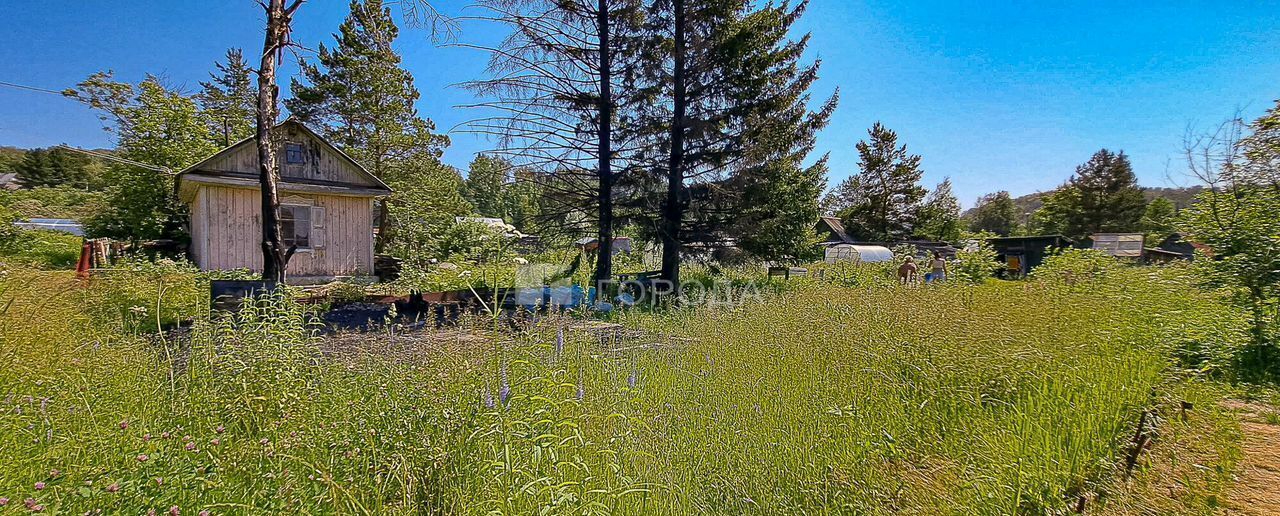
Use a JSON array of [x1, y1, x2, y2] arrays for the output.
[[169, 506, 180, 516], [627, 369, 638, 389], [136, 454, 149, 462], [0, 497, 7, 506], [118, 421, 128, 430], [555, 327, 565, 355], [33, 482, 45, 491], [484, 389, 495, 409], [576, 384, 585, 401], [215, 426, 224, 434], [105, 483, 119, 493], [499, 361, 511, 406], [184, 442, 196, 451], [199, 511, 211, 516], [210, 438, 220, 446]]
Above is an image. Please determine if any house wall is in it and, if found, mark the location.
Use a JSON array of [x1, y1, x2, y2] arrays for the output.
[[201, 125, 373, 185], [191, 185, 375, 279]]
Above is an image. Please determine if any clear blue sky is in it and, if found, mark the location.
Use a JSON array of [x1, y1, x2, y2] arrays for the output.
[[2, 1, 1278, 207]]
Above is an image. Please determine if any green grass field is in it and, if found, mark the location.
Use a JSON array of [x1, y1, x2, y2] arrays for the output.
[[0, 261, 1250, 514]]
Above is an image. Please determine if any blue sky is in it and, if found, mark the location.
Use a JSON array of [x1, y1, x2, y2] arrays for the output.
[[2, 1, 1278, 207]]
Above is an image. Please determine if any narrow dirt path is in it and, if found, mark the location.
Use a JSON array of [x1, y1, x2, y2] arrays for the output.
[[1220, 400, 1280, 515]]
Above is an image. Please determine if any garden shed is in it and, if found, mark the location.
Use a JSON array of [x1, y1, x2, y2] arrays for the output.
[[175, 119, 391, 283], [988, 235, 1075, 278]]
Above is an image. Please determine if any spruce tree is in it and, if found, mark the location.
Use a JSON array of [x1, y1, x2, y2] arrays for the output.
[[463, 155, 510, 219], [634, 0, 835, 278], [198, 48, 258, 145], [286, 0, 449, 251], [834, 122, 926, 241]]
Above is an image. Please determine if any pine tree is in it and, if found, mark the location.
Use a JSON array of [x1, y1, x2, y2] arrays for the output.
[[834, 122, 926, 241], [286, 0, 449, 252], [917, 178, 961, 241], [1029, 149, 1146, 240], [198, 48, 258, 145], [967, 190, 1020, 236]]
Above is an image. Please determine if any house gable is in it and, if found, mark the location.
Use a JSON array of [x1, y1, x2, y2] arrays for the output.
[[176, 119, 391, 202]]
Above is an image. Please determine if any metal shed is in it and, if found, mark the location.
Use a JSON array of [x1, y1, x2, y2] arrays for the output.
[[823, 244, 894, 264]]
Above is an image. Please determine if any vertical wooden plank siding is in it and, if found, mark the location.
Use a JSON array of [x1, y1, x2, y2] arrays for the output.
[[191, 185, 375, 277]]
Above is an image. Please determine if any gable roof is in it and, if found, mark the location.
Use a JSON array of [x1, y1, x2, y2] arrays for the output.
[[176, 119, 391, 198], [816, 216, 853, 243]]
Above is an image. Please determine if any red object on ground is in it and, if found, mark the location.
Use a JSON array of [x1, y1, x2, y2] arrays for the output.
[[75, 242, 92, 279]]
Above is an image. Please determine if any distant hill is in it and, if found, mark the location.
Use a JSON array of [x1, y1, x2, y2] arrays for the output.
[[963, 186, 1206, 218]]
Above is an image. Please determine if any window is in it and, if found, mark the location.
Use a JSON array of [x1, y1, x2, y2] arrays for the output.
[[280, 205, 311, 249], [285, 142, 305, 164]]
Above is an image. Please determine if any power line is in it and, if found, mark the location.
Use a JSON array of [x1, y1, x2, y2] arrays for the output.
[[55, 145, 172, 174], [0, 80, 66, 96]]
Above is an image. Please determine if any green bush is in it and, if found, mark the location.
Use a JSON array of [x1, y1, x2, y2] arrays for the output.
[[952, 235, 1001, 284], [0, 229, 83, 269]]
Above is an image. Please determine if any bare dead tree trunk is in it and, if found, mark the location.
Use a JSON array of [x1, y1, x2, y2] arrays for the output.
[[659, 0, 687, 287], [594, 0, 614, 290], [256, 0, 303, 283]]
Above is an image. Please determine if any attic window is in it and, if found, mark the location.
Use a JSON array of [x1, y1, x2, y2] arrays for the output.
[[285, 142, 305, 164]]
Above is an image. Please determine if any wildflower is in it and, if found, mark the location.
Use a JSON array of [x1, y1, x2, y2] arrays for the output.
[[118, 421, 128, 430], [210, 438, 220, 446], [185, 442, 196, 451], [259, 438, 269, 446], [23, 498, 40, 511], [147, 510, 157, 516], [576, 384, 585, 401], [154, 477, 163, 486], [136, 454, 149, 462], [161, 432, 170, 439], [483, 389, 495, 409], [628, 370, 638, 389], [169, 506, 180, 515], [33, 482, 45, 490], [105, 483, 119, 493], [199, 511, 211, 516], [182, 435, 191, 442], [47, 469, 59, 478], [555, 327, 565, 355], [142, 433, 151, 441], [215, 426, 224, 434], [0, 497, 7, 506], [498, 384, 510, 406]]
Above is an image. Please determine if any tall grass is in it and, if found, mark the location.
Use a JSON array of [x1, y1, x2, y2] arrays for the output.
[[0, 262, 1247, 514]]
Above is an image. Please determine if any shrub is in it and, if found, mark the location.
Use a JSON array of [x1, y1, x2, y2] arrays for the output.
[[1030, 248, 1122, 286], [952, 236, 1001, 284]]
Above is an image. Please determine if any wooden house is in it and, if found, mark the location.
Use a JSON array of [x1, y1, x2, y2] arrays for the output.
[[175, 120, 391, 283]]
